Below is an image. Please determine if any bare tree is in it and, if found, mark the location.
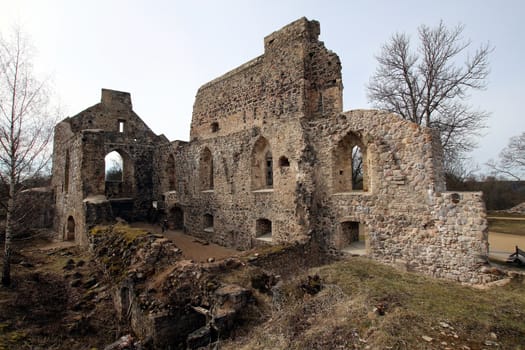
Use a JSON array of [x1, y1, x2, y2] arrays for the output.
[[367, 21, 491, 166], [0, 27, 56, 286], [105, 158, 123, 182], [352, 145, 363, 190], [487, 131, 525, 180]]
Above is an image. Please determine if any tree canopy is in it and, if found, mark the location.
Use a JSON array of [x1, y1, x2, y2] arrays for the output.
[[367, 21, 491, 167]]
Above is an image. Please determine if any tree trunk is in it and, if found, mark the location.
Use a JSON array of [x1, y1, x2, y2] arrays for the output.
[[1, 177, 16, 286]]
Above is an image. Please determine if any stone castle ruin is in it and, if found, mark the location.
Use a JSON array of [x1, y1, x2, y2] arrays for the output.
[[49, 18, 489, 283]]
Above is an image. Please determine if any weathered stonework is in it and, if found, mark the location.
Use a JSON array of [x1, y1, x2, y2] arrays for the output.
[[51, 89, 168, 245], [50, 17, 491, 283]]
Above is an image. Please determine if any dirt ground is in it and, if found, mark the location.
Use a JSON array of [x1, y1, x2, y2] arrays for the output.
[[487, 213, 525, 260], [0, 238, 129, 349], [131, 222, 240, 262], [488, 231, 525, 261]]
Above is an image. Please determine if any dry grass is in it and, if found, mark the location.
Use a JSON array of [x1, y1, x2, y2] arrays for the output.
[[221, 257, 525, 350]]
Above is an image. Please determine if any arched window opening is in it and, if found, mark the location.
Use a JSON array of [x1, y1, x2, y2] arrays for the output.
[[279, 156, 290, 167], [64, 150, 70, 193], [265, 151, 273, 187], [167, 154, 176, 191], [211, 122, 219, 133], [251, 137, 273, 190], [66, 216, 75, 241], [333, 132, 368, 192], [256, 218, 272, 241], [352, 145, 364, 190], [199, 147, 214, 191], [105, 151, 123, 182], [104, 149, 135, 199], [203, 213, 214, 232]]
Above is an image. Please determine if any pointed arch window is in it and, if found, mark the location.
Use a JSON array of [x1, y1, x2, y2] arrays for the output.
[[105, 151, 123, 182], [333, 132, 368, 192], [199, 147, 214, 191], [265, 151, 273, 187], [251, 137, 273, 190]]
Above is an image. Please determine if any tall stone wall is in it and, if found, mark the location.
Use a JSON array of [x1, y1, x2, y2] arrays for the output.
[[163, 125, 310, 249], [164, 18, 343, 249], [52, 120, 87, 244], [190, 17, 342, 142]]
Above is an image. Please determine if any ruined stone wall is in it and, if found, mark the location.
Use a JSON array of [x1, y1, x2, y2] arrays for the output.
[[190, 18, 342, 143], [164, 125, 309, 249], [50, 17, 491, 283], [163, 18, 342, 249], [52, 120, 87, 244], [310, 109, 489, 283], [52, 90, 169, 244], [14, 188, 55, 234]]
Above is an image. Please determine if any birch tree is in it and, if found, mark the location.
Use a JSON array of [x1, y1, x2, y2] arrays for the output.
[[0, 27, 56, 286]]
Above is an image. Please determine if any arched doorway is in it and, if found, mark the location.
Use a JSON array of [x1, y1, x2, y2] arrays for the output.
[[256, 218, 272, 242], [338, 221, 367, 255]]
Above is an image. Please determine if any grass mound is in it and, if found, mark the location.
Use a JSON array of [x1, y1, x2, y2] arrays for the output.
[[221, 257, 525, 350]]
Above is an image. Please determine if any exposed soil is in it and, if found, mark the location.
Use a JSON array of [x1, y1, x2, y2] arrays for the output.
[[131, 222, 240, 262], [489, 232, 525, 253], [1, 226, 524, 350], [0, 237, 129, 350]]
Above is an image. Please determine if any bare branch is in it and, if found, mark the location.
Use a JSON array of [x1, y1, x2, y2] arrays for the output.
[[367, 20, 491, 165], [0, 25, 58, 286], [487, 132, 525, 180]]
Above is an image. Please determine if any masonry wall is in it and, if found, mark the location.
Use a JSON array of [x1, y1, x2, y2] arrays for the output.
[[52, 121, 86, 244], [52, 89, 169, 244], [161, 18, 342, 249], [309, 110, 489, 283]]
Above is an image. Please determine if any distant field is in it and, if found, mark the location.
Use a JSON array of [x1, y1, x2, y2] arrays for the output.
[[487, 216, 525, 236], [487, 211, 525, 218]]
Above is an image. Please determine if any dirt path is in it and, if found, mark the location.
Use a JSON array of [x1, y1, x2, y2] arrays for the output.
[[488, 231, 525, 261], [130, 223, 240, 262], [18, 240, 76, 253]]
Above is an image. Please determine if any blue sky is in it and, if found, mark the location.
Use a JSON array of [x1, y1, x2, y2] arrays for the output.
[[1, 0, 524, 173]]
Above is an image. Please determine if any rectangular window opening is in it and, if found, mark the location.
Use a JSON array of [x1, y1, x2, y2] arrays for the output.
[[118, 120, 125, 133]]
